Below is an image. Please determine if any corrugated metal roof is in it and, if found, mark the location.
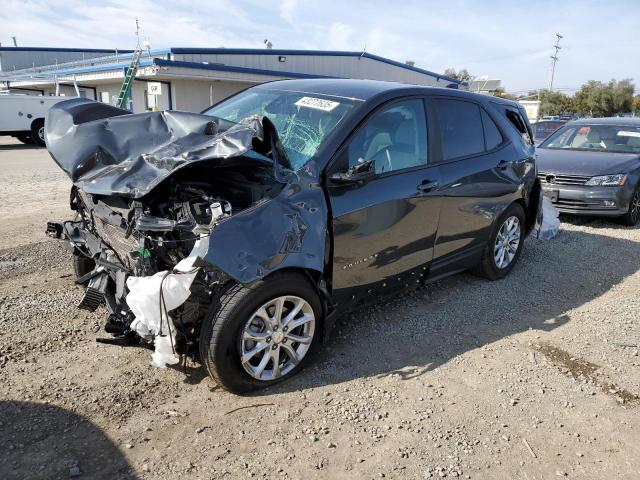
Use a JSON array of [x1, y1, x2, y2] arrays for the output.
[[169, 48, 462, 84]]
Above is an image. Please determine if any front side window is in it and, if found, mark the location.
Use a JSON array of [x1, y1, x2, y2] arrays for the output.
[[540, 124, 640, 154], [204, 89, 359, 170], [434, 98, 485, 160], [344, 98, 428, 174]]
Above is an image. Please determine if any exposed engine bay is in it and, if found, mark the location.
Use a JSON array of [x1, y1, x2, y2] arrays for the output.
[[61, 159, 283, 362]]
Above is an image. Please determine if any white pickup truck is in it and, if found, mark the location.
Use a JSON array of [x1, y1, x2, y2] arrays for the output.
[[0, 94, 72, 146]]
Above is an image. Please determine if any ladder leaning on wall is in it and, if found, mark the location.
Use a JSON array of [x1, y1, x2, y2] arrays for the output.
[[115, 47, 143, 109]]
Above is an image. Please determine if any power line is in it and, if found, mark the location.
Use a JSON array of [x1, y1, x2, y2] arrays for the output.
[[548, 33, 563, 91]]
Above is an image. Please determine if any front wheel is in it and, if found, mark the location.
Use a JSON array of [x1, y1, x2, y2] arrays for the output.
[[199, 272, 322, 393], [618, 186, 640, 226], [475, 203, 526, 280]]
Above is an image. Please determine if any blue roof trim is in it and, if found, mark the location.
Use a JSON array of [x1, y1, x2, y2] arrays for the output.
[[0, 47, 134, 53], [171, 47, 367, 57], [22, 59, 154, 77], [154, 59, 333, 79], [169, 48, 461, 84]]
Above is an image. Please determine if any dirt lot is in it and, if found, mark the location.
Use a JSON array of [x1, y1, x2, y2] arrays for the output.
[[1, 136, 639, 480]]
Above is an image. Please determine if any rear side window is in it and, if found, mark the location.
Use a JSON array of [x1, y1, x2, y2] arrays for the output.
[[434, 98, 485, 160], [505, 109, 534, 145], [481, 109, 503, 150]]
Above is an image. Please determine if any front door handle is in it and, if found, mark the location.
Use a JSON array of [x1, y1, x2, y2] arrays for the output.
[[417, 180, 439, 192], [497, 160, 509, 170]]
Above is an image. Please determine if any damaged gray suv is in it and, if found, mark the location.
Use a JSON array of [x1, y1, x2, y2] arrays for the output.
[[46, 79, 541, 393]]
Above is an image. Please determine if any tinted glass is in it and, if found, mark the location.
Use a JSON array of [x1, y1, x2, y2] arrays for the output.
[[435, 99, 484, 160], [540, 124, 640, 154], [205, 89, 358, 170], [481, 109, 503, 150], [346, 98, 427, 174]]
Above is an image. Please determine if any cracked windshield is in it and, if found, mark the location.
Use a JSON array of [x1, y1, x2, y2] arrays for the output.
[[205, 89, 358, 169]]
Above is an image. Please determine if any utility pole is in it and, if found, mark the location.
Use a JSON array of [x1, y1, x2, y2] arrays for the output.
[[548, 33, 563, 91]]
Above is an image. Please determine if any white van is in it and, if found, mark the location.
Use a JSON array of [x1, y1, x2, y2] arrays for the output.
[[0, 94, 71, 146]]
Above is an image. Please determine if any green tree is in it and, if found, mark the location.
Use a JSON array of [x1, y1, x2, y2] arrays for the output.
[[443, 68, 473, 83], [634, 95, 640, 113], [525, 90, 575, 116], [574, 79, 635, 117]]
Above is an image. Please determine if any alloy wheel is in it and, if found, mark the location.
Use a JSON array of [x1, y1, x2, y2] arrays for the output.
[[38, 126, 45, 142], [240, 295, 315, 381], [631, 189, 640, 224], [494, 216, 521, 269]]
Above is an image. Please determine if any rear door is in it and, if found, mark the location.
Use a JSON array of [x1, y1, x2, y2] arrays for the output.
[[326, 97, 442, 305], [428, 96, 524, 274]]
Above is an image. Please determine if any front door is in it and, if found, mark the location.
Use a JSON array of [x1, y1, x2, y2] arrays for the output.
[[326, 97, 442, 305]]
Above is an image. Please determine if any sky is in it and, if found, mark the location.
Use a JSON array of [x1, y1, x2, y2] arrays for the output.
[[0, 0, 638, 94]]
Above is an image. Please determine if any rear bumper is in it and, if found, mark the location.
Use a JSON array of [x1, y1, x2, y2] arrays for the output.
[[542, 183, 632, 217]]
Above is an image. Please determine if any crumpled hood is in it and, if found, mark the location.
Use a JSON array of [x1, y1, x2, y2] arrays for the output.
[[46, 98, 269, 198], [536, 147, 640, 176]]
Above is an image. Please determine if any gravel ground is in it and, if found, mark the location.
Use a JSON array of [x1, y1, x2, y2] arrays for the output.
[[1, 137, 639, 479]]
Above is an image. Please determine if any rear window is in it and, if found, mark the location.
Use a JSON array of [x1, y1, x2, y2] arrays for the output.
[[434, 98, 485, 160]]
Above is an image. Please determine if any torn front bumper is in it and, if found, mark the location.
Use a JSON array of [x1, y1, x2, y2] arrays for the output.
[[49, 218, 131, 314]]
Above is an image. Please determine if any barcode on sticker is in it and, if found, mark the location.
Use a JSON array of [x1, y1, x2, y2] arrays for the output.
[[295, 96, 340, 112], [617, 130, 640, 138]]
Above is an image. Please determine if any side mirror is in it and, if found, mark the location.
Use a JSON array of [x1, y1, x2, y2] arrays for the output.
[[329, 158, 375, 185]]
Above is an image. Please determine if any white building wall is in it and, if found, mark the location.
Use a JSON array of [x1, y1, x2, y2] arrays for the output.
[[171, 79, 253, 112], [31, 81, 170, 114]]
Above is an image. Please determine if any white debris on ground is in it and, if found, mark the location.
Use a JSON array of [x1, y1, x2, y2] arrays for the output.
[[537, 196, 561, 240], [126, 237, 210, 367]]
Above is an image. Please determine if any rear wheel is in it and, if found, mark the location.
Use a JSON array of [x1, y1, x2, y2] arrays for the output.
[[475, 203, 526, 280], [619, 185, 640, 226], [30, 119, 45, 146], [199, 272, 322, 393]]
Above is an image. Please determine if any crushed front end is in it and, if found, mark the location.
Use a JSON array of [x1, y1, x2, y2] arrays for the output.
[[43, 97, 297, 365], [52, 183, 234, 361]]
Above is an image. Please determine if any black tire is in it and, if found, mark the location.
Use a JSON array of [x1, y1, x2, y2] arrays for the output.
[[199, 272, 323, 393], [618, 185, 640, 226], [73, 251, 95, 285], [30, 119, 46, 146], [16, 134, 34, 145], [474, 203, 526, 280]]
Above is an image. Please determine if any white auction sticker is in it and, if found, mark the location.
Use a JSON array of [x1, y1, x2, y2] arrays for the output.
[[295, 96, 340, 112], [618, 130, 640, 138]]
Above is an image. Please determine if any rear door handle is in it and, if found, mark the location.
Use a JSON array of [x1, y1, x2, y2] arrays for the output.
[[417, 180, 439, 192], [497, 160, 509, 170]]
